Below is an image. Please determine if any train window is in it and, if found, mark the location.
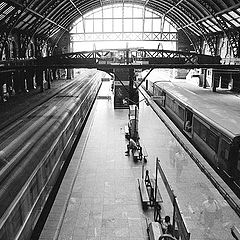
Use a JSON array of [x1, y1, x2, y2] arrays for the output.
[[193, 118, 201, 135], [178, 106, 184, 120], [200, 125, 207, 141], [166, 95, 173, 109], [207, 131, 219, 152], [237, 150, 240, 171], [220, 139, 230, 161]]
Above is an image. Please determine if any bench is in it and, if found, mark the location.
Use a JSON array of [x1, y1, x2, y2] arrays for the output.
[[137, 178, 150, 209], [149, 178, 163, 204], [145, 171, 163, 206], [148, 221, 177, 240], [148, 222, 163, 240]]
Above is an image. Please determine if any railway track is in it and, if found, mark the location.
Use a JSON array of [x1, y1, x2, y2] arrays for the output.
[[0, 70, 102, 240]]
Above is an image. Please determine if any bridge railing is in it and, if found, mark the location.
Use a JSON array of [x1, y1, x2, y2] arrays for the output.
[[0, 49, 221, 70]]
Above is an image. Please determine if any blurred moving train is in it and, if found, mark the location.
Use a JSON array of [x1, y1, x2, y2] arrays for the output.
[[0, 71, 101, 240], [147, 80, 240, 193]]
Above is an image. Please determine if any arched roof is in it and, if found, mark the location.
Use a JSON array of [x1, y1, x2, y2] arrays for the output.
[[1, 0, 240, 43]]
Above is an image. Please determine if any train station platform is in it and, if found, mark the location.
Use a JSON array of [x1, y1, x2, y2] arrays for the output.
[[39, 79, 240, 240]]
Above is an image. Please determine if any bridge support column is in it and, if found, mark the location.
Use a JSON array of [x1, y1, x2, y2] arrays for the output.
[[203, 69, 207, 88], [45, 69, 52, 89], [67, 69, 74, 79], [52, 68, 57, 80], [35, 69, 44, 92], [128, 69, 139, 106], [232, 73, 240, 91], [14, 70, 26, 93], [129, 69, 135, 103], [26, 69, 35, 90]]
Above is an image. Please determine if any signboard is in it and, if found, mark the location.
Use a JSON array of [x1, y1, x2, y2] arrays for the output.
[[114, 83, 129, 109]]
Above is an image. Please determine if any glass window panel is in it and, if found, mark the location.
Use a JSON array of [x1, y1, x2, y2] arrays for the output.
[[15, 21, 25, 28], [85, 19, 93, 32], [202, 21, 210, 27], [94, 10, 102, 19], [208, 26, 215, 32], [233, 21, 240, 27], [124, 19, 132, 32], [104, 7, 113, 18], [77, 22, 84, 32], [223, 13, 232, 21], [94, 19, 102, 32], [133, 7, 143, 18], [206, 20, 214, 26], [0, 14, 5, 20], [113, 19, 122, 32], [0, 2, 7, 9], [207, 130, 219, 152], [145, 10, 153, 18], [214, 25, 221, 31], [153, 18, 160, 31], [200, 125, 207, 141], [133, 19, 143, 32], [210, 18, 218, 24], [113, 6, 122, 18], [211, 25, 221, 31], [168, 23, 177, 32], [163, 22, 171, 31], [144, 18, 152, 31], [230, 19, 240, 26], [193, 118, 200, 135], [103, 19, 112, 32], [228, 11, 240, 19], [124, 6, 133, 18], [225, 21, 232, 27]]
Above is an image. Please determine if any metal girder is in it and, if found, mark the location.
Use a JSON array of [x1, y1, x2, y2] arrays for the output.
[[197, 0, 240, 57], [0, 6, 20, 58], [4, 0, 68, 31], [0, 48, 221, 71], [171, 1, 217, 55]]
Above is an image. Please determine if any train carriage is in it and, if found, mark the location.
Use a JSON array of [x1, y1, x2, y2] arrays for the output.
[[0, 71, 102, 240], [151, 81, 240, 192]]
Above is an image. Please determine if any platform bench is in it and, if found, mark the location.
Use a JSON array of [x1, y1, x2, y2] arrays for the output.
[[149, 178, 163, 204], [137, 178, 149, 209], [148, 222, 163, 240], [148, 221, 177, 240], [145, 172, 163, 205]]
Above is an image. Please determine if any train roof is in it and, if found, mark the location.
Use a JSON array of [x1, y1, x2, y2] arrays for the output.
[[154, 81, 240, 138]]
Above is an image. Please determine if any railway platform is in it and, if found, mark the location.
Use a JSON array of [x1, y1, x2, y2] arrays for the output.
[[39, 79, 240, 240]]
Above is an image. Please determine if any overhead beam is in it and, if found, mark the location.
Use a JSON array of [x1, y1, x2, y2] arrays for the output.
[[4, 0, 68, 31], [164, 0, 186, 16], [69, 0, 85, 33], [178, 2, 240, 30]]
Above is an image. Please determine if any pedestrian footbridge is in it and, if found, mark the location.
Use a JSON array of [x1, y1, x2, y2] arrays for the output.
[[0, 48, 223, 71]]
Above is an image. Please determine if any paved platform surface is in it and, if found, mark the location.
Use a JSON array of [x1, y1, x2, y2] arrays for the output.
[[39, 79, 240, 240]]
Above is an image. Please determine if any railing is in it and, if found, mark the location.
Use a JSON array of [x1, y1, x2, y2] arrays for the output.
[[0, 48, 223, 71]]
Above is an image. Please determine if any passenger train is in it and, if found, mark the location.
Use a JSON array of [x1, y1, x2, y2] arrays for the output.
[[147, 80, 240, 194], [0, 71, 101, 240]]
